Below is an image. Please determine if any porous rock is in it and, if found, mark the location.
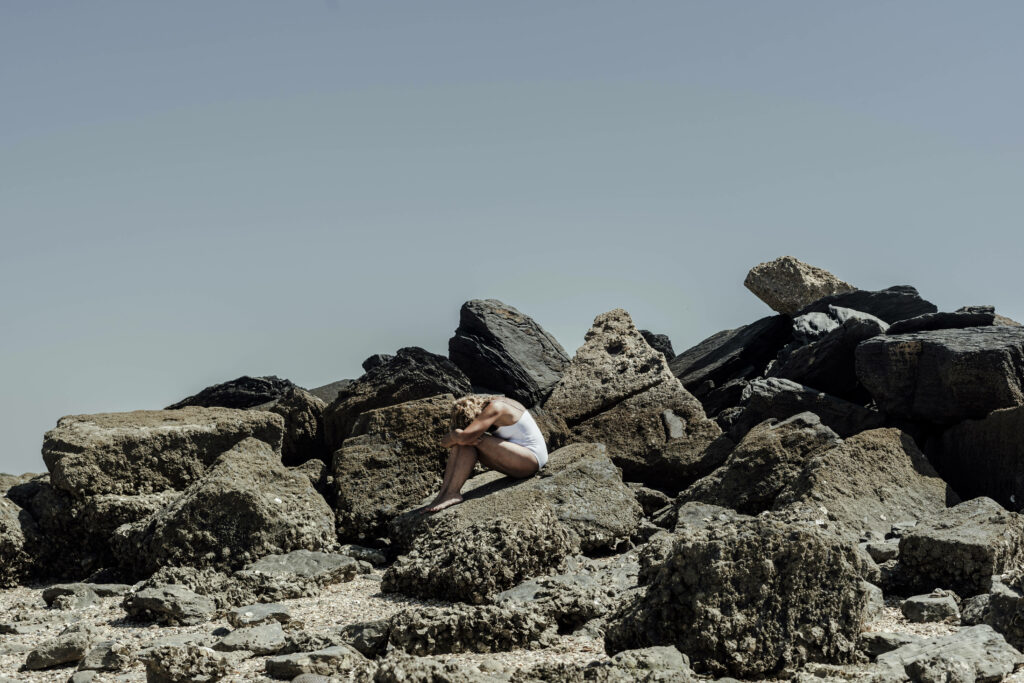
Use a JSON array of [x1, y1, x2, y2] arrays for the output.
[[78, 639, 136, 671], [123, 584, 216, 626], [389, 603, 556, 655], [0, 496, 32, 587], [796, 285, 938, 324], [264, 644, 367, 678], [24, 623, 98, 670], [141, 643, 231, 683], [901, 592, 960, 623], [744, 256, 855, 315], [166, 375, 297, 410], [875, 625, 1023, 683], [448, 299, 571, 407], [512, 645, 696, 682], [269, 387, 328, 466]]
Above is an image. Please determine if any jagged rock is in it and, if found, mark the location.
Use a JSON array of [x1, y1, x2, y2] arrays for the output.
[[875, 625, 1023, 682], [901, 592, 960, 623], [290, 459, 327, 494], [604, 516, 871, 677], [24, 623, 98, 670], [899, 497, 1024, 597], [228, 603, 293, 628], [0, 496, 31, 587], [792, 311, 840, 343], [264, 644, 367, 678], [670, 315, 793, 400], [372, 651, 496, 683], [78, 639, 136, 671], [629, 485, 672, 517], [269, 388, 328, 466], [448, 299, 571, 407], [864, 541, 899, 563], [886, 306, 999, 335], [42, 583, 99, 610], [332, 395, 452, 542], [389, 604, 556, 655], [141, 643, 231, 683], [724, 378, 885, 442], [0, 472, 36, 495], [743, 256, 855, 315], [858, 632, 920, 660], [123, 584, 216, 626], [214, 622, 288, 655], [43, 408, 284, 496], [338, 544, 387, 567], [796, 285, 938, 324], [639, 330, 675, 360], [306, 379, 354, 405], [337, 620, 390, 659], [930, 404, 1024, 510], [167, 376, 297, 410], [856, 326, 1024, 424], [323, 347, 471, 449], [512, 646, 696, 682], [544, 309, 723, 488], [961, 571, 1024, 650], [115, 438, 336, 575]]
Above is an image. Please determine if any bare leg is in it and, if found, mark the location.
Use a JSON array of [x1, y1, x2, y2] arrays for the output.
[[422, 444, 478, 513], [474, 433, 540, 478]]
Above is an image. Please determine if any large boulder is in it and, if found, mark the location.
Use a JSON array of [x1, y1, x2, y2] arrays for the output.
[[857, 326, 1024, 424], [332, 394, 452, 542], [448, 299, 571, 406], [269, 388, 328, 466], [875, 625, 1023, 683], [795, 285, 938, 324], [544, 309, 723, 489], [898, 497, 1024, 597], [743, 256, 855, 315], [166, 375, 297, 409], [604, 515, 871, 677], [0, 496, 32, 587], [43, 408, 284, 496], [115, 438, 336, 576], [323, 347, 471, 449]]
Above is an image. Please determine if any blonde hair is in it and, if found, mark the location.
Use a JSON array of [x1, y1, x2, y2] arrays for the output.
[[450, 394, 502, 430]]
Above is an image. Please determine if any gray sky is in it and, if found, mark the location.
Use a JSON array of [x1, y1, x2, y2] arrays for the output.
[[3, 2, 1023, 475]]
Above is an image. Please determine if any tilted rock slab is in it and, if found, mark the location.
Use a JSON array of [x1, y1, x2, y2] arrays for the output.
[[448, 298, 571, 407], [544, 308, 722, 488], [795, 285, 938, 324], [389, 604, 556, 655], [269, 387, 328, 466], [744, 255, 855, 315], [886, 305, 1000, 335], [115, 438, 336, 576], [42, 407, 284, 496], [166, 375, 297, 410], [604, 516, 871, 677], [856, 326, 1024, 424]]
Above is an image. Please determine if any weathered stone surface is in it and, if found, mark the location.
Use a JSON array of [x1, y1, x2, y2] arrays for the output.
[[228, 603, 293, 628], [332, 394, 452, 542], [42, 583, 98, 610], [604, 516, 871, 677], [545, 309, 722, 488], [512, 646, 696, 682], [167, 375, 297, 410], [931, 404, 1024, 510], [858, 632, 920, 659], [0, 496, 31, 587], [796, 285, 938, 324], [115, 438, 336, 575], [864, 540, 899, 564], [43, 408, 284, 496], [269, 388, 328, 466], [264, 644, 367, 678], [899, 497, 1024, 597], [123, 584, 216, 626], [306, 379, 354, 405], [744, 256, 855, 315], [78, 639, 136, 671], [724, 378, 885, 442], [323, 347, 471, 449], [390, 604, 555, 655], [875, 625, 1023, 683], [141, 643, 231, 683], [25, 623, 98, 670], [856, 326, 1024, 424], [639, 330, 675, 360], [969, 572, 1024, 650], [886, 306, 999, 335], [214, 622, 287, 655], [448, 299, 571, 407], [901, 591, 960, 623]]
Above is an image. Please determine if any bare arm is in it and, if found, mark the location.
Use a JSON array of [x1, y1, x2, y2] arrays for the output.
[[441, 402, 500, 447]]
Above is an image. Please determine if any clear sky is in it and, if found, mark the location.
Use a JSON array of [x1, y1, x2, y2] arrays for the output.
[[3, 2, 1023, 474]]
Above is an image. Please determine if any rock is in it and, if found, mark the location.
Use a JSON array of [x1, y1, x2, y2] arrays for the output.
[[669, 315, 793, 400], [604, 515, 871, 677], [724, 378, 885, 442], [864, 541, 899, 563], [967, 572, 1024, 650], [115, 437, 336, 575], [0, 496, 32, 587], [269, 388, 328, 466], [858, 632, 920, 659], [875, 625, 1023, 683], [338, 544, 387, 567], [448, 299, 571, 406], [886, 306, 999, 335], [389, 604, 555, 655], [544, 309, 722, 487], [78, 639, 136, 671], [639, 330, 675, 360], [141, 643, 231, 683], [332, 394, 452, 541], [167, 376, 297, 410], [930, 404, 1024, 510], [899, 497, 1024, 597], [290, 459, 327, 493], [796, 285, 938, 324], [743, 256, 855, 315], [43, 408, 284, 496], [264, 644, 367, 678], [336, 620, 390, 659], [69, 671, 97, 683], [123, 584, 216, 626], [512, 645, 696, 682], [855, 326, 1024, 424], [306, 379, 354, 405], [372, 651, 494, 683], [25, 623, 98, 670], [901, 592, 960, 623], [792, 311, 840, 343], [42, 583, 99, 610], [323, 347, 471, 449], [214, 622, 287, 655], [630, 485, 673, 517], [228, 603, 292, 628]]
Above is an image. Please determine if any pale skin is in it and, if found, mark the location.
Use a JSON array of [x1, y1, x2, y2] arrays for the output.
[[421, 397, 541, 513]]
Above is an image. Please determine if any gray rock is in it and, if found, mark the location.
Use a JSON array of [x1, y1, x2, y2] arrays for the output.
[[792, 311, 840, 343], [214, 622, 287, 655], [512, 645, 696, 682], [25, 623, 98, 670], [876, 625, 1023, 683], [336, 620, 390, 659], [629, 485, 672, 517], [389, 603, 556, 655], [43, 584, 99, 610], [78, 639, 136, 671], [228, 603, 292, 628], [859, 631, 920, 659], [796, 285, 938, 324], [69, 671, 97, 683], [264, 644, 367, 678], [887, 306, 999, 335], [338, 544, 387, 567], [856, 326, 1024, 424], [864, 541, 899, 563], [123, 584, 216, 626], [899, 497, 1024, 597], [639, 330, 675, 360], [269, 388, 328, 467], [901, 592, 960, 623], [743, 256, 855, 315], [967, 572, 1024, 650], [448, 299, 571, 407], [166, 376, 297, 410], [0, 496, 32, 587], [141, 643, 231, 683]]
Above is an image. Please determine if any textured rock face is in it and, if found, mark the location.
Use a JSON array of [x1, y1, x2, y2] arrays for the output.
[[323, 346, 471, 449], [448, 299, 571, 407], [24, 623, 98, 670], [332, 394, 452, 542], [604, 516, 870, 677], [887, 306, 999, 335], [795, 285, 938, 324], [42, 408, 285, 496], [306, 379, 354, 405], [389, 604, 556, 655], [639, 330, 675, 360], [544, 309, 722, 488], [141, 643, 231, 683], [0, 497, 31, 587], [116, 438, 336, 576], [744, 256, 855, 315], [856, 326, 1024, 424], [899, 497, 1024, 598], [123, 584, 217, 626], [166, 375, 297, 410], [269, 388, 328, 466], [512, 646, 696, 682], [875, 625, 1023, 683], [931, 405, 1024, 510]]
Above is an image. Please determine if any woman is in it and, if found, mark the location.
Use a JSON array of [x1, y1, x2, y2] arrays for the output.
[[422, 394, 549, 512]]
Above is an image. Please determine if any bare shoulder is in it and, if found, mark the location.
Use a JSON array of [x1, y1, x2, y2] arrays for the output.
[[487, 396, 526, 423]]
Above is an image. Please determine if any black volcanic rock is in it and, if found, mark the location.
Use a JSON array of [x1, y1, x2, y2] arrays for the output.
[[795, 285, 937, 324], [448, 299, 570, 407], [886, 305, 998, 335], [639, 330, 674, 359], [167, 376, 296, 410]]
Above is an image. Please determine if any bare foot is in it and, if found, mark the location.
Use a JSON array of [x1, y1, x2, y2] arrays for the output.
[[422, 494, 463, 513]]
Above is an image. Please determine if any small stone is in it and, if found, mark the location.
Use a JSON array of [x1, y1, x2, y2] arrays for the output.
[[214, 623, 287, 655], [901, 592, 960, 623], [227, 603, 292, 628]]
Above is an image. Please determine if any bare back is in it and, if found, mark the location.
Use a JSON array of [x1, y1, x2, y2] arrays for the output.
[[486, 397, 526, 428]]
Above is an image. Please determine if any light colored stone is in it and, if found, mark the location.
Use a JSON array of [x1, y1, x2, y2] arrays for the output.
[[744, 255, 855, 315]]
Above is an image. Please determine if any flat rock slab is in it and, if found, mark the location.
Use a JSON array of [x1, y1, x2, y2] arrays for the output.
[[228, 603, 292, 628], [795, 285, 937, 324], [123, 584, 216, 626], [42, 583, 99, 610], [214, 622, 287, 655], [886, 306, 998, 335], [876, 625, 1023, 682], [264, 644, 367, 678], [167, 375, 297, 410], [901, 593, 960, 623]]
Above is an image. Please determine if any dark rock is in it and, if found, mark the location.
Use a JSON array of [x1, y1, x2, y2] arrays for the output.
[[899, 497, 1024, 597], [362, 354, 394, 373], [42, 584, 99, 610], [167, 376, 296, 410], [269, 388, 328, 466], [512, 645, 696, 682], [264, 644, 367, 678], [78, 639, 136, 671], [338, 544, 387, 567], [389, 604, 556, 655], [864, 541, 899, 563], [699, 378, 748, 418], [858, 632, 920, 659], [323, 347, 471, 449], [639, 330, 674, 359], [629, 485, 673, 517], [337, 620, 390, 659], [141, 643, 231, 683], [227, 603, 292, 628], [796, 285, 938, 324], [966, 572, 1024, 650], [24, 623, 98, 670], [306, 379, 354, 405], [448, 299, 571, 407], [123, 585, 216, 626], [213, 622, 287, 655], [855, 326, 1024, 424], [875, 625, 1022, 682], [0, 496, 32, 587], [886, 306, 998, 335], [901, 591, 960, 623]]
